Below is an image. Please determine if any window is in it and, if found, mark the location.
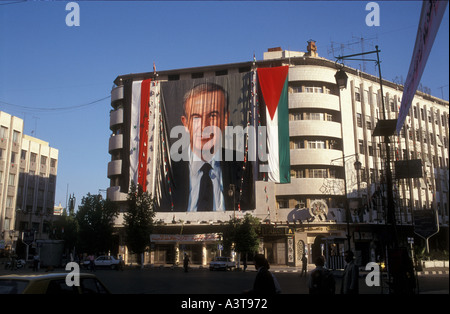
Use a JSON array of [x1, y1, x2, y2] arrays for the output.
[[51, 159, 57, 168], [292, 139, 304, 149], [30, 153, 37, 163], [413, 106, 418, 119], [421, 108, 425, 120], [326, 114, 333, 121], [366, 120, 372, 130], [6, 196, 13, 208], [304, 112, 324, 120], [21, 150, 27, 160], [308, 169, 328, 178], [356, 113, 362, 127], [0, 126, 8, 139], [10, 152, 16, 164], [355, 87, 361, 102], [277, 199, 289, 209], [308, 140, 325, 149], [359, 140, 365, 155], [41, 156, 47, 165], [13, 130, 20, 143], [8, 173, 15, 186]]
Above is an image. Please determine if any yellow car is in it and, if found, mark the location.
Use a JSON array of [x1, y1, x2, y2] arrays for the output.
[[0, 273, 111, 294]]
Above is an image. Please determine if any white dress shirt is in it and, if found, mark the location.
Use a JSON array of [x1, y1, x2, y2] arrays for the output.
[[187, 149, 225, 212]]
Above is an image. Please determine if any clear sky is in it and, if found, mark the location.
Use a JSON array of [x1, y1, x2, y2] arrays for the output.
[[0, 0, 448, 210]]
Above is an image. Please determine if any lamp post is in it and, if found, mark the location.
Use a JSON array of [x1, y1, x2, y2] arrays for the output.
[[334, 46, 398, 249], [331, 153, 361, 250]]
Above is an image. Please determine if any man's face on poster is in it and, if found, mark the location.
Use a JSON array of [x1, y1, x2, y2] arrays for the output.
[[181, 89, 228, 161]]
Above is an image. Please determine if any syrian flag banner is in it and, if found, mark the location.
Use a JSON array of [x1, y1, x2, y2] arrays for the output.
[[257, 66, 290, 183], [130, 79, 152, 191]]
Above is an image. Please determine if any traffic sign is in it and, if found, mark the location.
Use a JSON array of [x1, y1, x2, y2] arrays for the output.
[[413, 210, 439, 240]]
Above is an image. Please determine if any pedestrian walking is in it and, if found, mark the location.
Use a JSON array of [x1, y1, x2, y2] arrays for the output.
[[341, 250, 359, 294], [243, 254, 281, 294], [301, 254, 308, 277], [88, 253, 96, 272], [32, 252, 40, 271], [183, 253, 190, 272], [118, 255, 124, 271], [308, 255, 335, 294]]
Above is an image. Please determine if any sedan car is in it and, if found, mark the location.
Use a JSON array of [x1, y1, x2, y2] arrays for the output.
[[83, 255, 120, 270], [0, 273, 110, 294], [209, 257, 236, 271]]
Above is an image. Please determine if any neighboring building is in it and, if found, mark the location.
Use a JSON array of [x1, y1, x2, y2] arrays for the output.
[[54, 203, 64, 216], [107, 43, 449, 267], [0, 111, 59, 253]]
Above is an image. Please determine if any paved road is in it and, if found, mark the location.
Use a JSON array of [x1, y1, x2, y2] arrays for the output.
[[91, 266, 449, 294], [1, 264, 448, 294]]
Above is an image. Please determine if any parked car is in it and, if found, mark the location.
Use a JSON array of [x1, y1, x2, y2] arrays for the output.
[[0, 273, 110, 294], [209, 257, 236, 271], [83, 256, 120, 270]]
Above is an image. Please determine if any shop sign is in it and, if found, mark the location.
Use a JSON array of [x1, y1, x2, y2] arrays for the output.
[[260, 226, 294, 236], [150, 233, 220, 243]]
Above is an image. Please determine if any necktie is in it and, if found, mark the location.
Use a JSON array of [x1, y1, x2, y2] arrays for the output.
[[197, 163, 213, 211]]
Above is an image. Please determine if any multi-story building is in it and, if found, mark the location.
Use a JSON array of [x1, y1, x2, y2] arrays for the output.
[[0, 111, 59, 253], [107, 43, 448, 267]]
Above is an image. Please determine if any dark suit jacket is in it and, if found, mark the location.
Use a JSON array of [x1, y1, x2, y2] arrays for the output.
[[250, 267, 277, 295], [159, 148, 254, 212]]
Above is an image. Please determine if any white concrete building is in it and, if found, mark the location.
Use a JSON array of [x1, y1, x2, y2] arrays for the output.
[[107, 44, 448, 267], [0, 111, 59, 252]]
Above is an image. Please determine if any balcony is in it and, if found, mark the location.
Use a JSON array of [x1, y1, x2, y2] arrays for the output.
[[108, 134, 123, 152], [289, 92, 340, 112], [289, 120, 342, 139], [111, 85, 124, 102], [110, 108, 124, 129], [107, 186, 128, 202], [276, 177, 345, 196], [290, 148, 344, 166], [107, 160, 122, 177], [288, 65, 338, 85]]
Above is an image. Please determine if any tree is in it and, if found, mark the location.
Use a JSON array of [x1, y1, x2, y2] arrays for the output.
[[75, 193, 118, 255], [123, 182, 155, 267], [222, 214, 260, 266], [50, 214, 79, 254]]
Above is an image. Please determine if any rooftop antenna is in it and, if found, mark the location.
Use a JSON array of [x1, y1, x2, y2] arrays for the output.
[[31, 116, 39, 137]]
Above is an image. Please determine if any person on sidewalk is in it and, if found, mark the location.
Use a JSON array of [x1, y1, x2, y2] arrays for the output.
[[308, 255, 335, 294], [341, 250, 359, 294], [301, 254, 308, 277], [243, 254, 281, 294], [183, 253, 190, 273]]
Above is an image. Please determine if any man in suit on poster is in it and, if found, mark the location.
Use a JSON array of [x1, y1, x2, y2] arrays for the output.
[[169, 82, 253, 212]]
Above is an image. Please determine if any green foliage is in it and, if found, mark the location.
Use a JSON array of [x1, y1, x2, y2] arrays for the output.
[[123, 182, 155, 256], [49, 214, 79, 250], [222, 214, 260, 256], [75, 193, 119, 254]]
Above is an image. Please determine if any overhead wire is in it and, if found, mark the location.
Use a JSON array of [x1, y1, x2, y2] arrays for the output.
[[0, 95, 111, 113]]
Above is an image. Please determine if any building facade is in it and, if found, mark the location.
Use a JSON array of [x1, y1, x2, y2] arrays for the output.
[[0, 111, 59, 253], [107, 44, 448, 267]]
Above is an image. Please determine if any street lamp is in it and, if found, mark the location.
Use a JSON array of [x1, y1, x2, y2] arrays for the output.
[[331, 153, 361, 250], [334, 46, 398, 248], [228, 184, 236, 220]]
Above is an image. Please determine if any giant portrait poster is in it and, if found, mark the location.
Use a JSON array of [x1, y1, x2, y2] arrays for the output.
[[157, 72, 255, 213]]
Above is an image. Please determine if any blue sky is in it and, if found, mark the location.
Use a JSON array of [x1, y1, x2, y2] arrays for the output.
[[0, 1, 448, 209]]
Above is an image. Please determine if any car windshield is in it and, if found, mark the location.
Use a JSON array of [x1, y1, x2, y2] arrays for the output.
[[215, 257, 228, 261], [0, 280, 29, 294]]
